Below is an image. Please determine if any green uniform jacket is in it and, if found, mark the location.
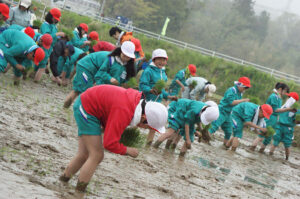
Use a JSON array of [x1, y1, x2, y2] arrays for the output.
[[69, 30, 88, 52], [170, 99, 206, 130], [139, 63, 169, 102], [77, 51, 110, 76], [265, 92, 282, 127], [57, 47, 84, 77], [40, 22, 58, 48], [232, 102, 258, 123], [8, 24, 25, 31], [219, 85, 242, 113], [0, 29, 37, 68], [169, 69, 187, 95], [94, 55, 127, 86]]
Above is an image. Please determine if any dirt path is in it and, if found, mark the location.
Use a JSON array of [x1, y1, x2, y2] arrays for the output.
[[1, 73, 300, 199]]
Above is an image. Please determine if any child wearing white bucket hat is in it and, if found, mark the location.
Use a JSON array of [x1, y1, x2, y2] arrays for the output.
[[182, 76, 216, 101], [139, 48, 177, 145], [64, 41, 136, 108], [60, 85, 168, 192], [153, 99, 219, 156]]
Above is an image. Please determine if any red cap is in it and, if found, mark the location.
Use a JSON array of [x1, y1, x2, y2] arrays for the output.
[[79, 23, 88, 32], [0, 3, 9, 21], [261, 104, 273, 119], [89, 31, 99, 41], [188, 64, 197, 76], [130, 38, 142, 52], [34, 48, 45, 66], [24, 27, 35, 39], [238, 76, 251, 88], [41, 34, 53, 49], [50, 8, 61, 21], [286, 92, 299, 101]]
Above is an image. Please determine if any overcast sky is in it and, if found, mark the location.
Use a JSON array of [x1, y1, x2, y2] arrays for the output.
[[254, 0, 300, 17]]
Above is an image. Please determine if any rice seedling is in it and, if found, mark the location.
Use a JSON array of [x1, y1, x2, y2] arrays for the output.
[[153, 80, 166, 93], [120, 127, 146, 148]]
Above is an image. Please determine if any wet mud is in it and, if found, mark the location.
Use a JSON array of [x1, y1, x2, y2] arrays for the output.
[[1, 73, 300, 198]]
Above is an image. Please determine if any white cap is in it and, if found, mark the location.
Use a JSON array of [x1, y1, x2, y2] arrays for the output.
[[20, 0, 32, 8], [205, 84, 216, 97], [145, 102, 168, 134], [152, 49, 168, 60], [200, 106, 219, 125], [205, 100, 218, 107], [121, 41, 135, 59]]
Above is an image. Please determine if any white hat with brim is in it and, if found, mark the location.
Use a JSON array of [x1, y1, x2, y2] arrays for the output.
[[145, 101, 168, 134], [121, 41, 135, 59], [205, 84, 216, 97], [201, 106, 219, 125], [20, 0, 31, 8]]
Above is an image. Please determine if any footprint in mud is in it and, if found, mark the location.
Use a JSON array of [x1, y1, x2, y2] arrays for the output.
[[40, 144, 59, 153]]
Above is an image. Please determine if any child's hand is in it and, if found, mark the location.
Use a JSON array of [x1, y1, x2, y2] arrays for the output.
[[181, 86, 185, 92], [168, 95, 178, 101], [110, 78, 119, 85], [186, 140, 192, 149], [243, 98, 250, 102], [126, 147, 139, 158], [150, 88, 159, 95], [16, 64, 25, 71]]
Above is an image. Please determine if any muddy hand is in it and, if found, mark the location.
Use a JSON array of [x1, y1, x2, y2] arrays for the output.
[[186, 140, 192, 149], [150, 88, 159, 95], [110, 78, 119, 85], [126, 147, 139, 158]]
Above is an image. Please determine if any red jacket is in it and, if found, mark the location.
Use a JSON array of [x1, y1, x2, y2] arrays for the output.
[[93, 41, 116, 52], [80, 85, 142, 155]]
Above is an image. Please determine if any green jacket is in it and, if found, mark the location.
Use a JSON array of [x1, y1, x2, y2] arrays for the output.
[[232, 102, 258, 123], [219, 85, 242, 113], [265, 92, 282, 127], [94, 55, 127, 86], [40, 22, 58, 48], [57, 47, 84, 77], [169, 69, 187, 90], [139, 63, 169, 101], [76, 51, 110, 76], [278, 110, 300, 128], [8, 24, 25, 31], [69, 30, 89, 52], [170, 99, 206, 131], [0, 29, 37, 68]]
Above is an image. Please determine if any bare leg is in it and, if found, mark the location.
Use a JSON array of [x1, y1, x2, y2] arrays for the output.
[[231, 137, 239, 152], [285, 147, 290, 160], [34, 68, 45, 83], [64, 90, 79, 108], [251, 137, 264, 151], [153, 128, 175, 148], [171, 133, 182, 149], [13, 76, 21, 85], [165, 131, 179, 149], [259, 144, 266, 153], [179, 142, 188, 157], [76, 135, 104, 192], [269, 145, 276, 155], [223, 139, 229, 146], [226, 138, 233, 149], [60, 137, 89, 182]]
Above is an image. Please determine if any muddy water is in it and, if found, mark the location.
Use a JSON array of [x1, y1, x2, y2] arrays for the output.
[[1, 73, 300, 199]]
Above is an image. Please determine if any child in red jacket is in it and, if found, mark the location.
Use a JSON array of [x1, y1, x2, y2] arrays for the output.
[[59, 85, 168, 192]]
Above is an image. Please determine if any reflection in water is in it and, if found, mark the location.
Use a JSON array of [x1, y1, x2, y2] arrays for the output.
[[197, 157, 231, 175], [244, 176, 275, 190]]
